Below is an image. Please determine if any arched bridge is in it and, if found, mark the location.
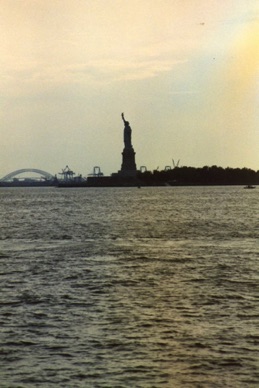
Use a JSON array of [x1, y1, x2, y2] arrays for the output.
[[0, 168, 55, 182]]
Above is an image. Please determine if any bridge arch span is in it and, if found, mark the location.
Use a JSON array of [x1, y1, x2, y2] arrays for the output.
[[0, 168, 55, 182]]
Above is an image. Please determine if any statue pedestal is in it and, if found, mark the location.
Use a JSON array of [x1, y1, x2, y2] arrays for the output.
[[119, 147, 137, 177]]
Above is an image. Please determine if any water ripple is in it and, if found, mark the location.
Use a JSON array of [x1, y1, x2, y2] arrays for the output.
[[0, 187, 258, 387]]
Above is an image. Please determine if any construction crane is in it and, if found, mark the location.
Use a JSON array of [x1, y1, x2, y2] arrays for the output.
[[58, 166, 75, 181], [172, 159, 180, 168]]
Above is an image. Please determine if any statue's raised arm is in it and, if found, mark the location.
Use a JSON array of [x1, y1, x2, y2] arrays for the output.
[[121, 112, 126, 124]]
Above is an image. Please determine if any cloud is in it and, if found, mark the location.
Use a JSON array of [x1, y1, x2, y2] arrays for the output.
[[66, 57, 186, 82], [169, 90, 198, 95], [0, 54, 186, 98], [0, 0, 226, 94]]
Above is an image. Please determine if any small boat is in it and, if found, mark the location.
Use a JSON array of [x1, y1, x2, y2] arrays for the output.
[[244, 185, 256, 189]]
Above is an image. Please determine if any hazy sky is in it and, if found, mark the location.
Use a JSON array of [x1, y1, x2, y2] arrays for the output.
[[0, 0, 258, 178]]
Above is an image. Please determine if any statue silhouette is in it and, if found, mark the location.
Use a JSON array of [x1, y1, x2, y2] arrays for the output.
[[121, 113, 132, 149]]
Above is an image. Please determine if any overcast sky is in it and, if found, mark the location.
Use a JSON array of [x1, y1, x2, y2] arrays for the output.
[[0, 0, 258, 178]]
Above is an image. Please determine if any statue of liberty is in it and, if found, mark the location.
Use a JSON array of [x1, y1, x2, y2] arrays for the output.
[[121, 113, 132, 149], [119, 112, 137, 176]]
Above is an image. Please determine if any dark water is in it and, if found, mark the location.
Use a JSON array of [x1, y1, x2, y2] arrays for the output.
[[0, 186, 258, 387]]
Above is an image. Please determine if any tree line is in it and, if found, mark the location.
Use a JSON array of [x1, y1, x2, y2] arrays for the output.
[[137, 165, 259, 186]]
